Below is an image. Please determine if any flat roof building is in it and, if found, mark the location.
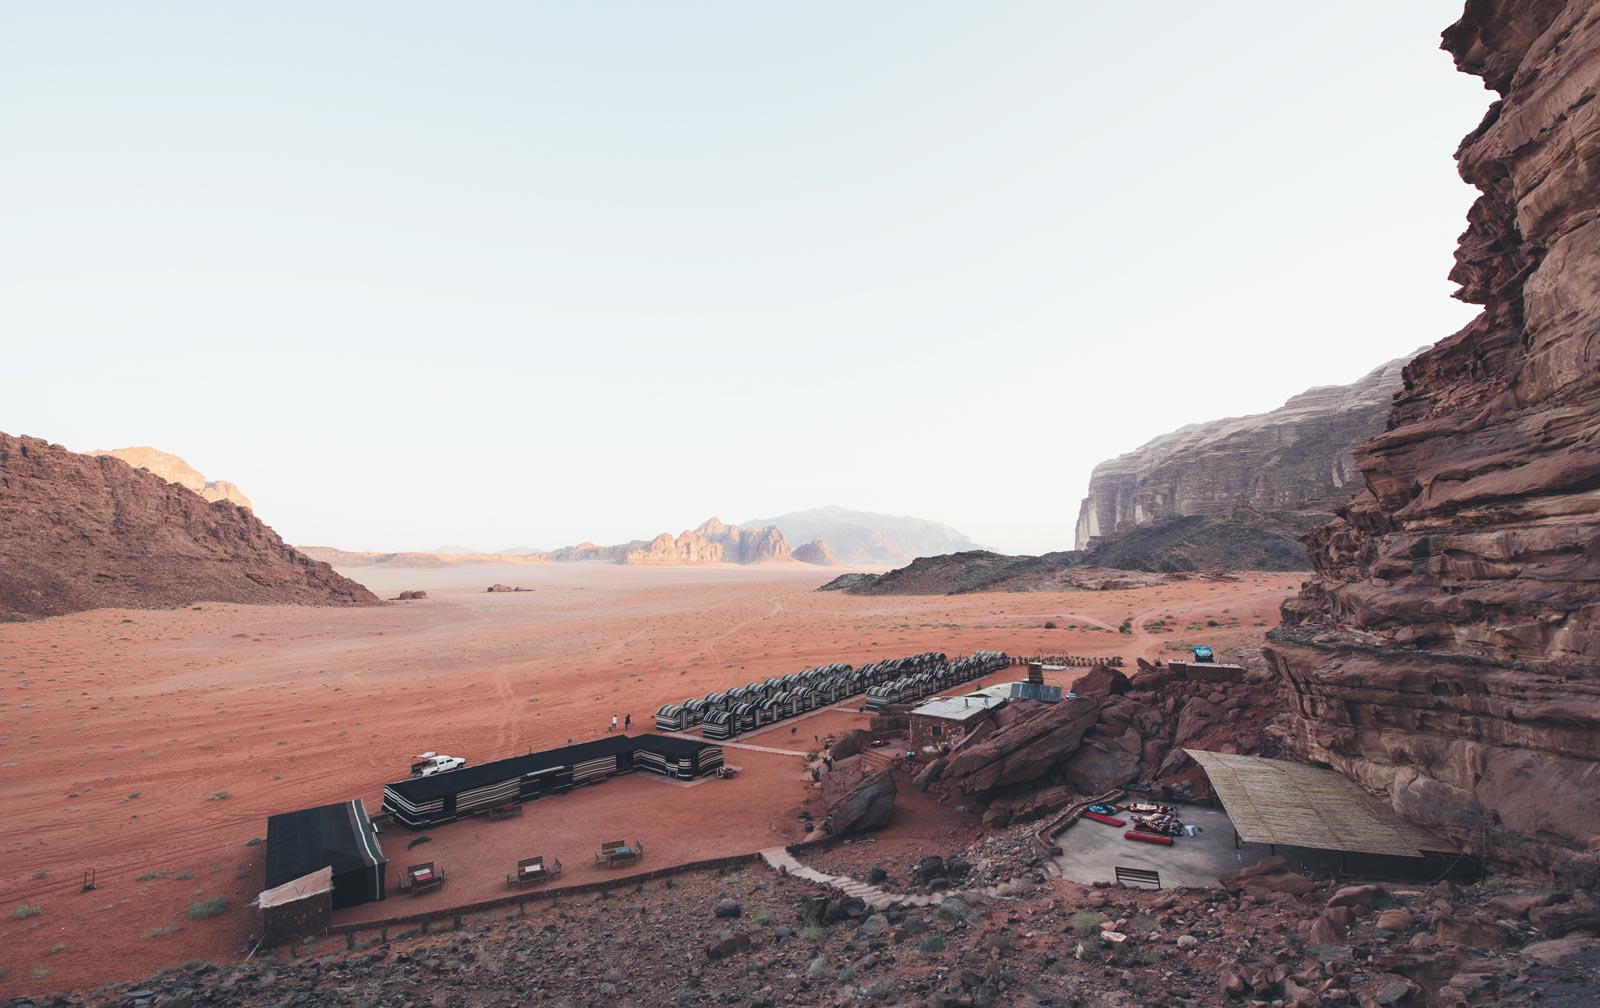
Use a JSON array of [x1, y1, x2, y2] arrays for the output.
[[908, 694, 1006, 748]]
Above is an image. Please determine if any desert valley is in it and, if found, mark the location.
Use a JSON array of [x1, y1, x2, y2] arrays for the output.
[[4, 2, 1600, 1007]]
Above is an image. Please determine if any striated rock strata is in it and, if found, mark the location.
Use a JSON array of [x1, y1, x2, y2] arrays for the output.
[[1, 433, 379, 621], [1074, 352, 1419, 550], [1264, 0, 1600, 883], [92, 445, 254, 510]]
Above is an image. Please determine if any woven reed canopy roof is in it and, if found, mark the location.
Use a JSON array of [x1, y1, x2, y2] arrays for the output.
[[1185, 750, 1456, 857]]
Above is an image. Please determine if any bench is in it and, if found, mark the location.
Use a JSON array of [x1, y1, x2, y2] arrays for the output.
[[508, 856, 561, 887], [399, 861, 446, 895], [1114, 866, 1161, 889], [594, 840, 644, 868], [483, 802, 523, 821]]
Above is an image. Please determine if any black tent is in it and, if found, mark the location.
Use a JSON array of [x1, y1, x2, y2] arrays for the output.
[[264, 800, 387, 909]]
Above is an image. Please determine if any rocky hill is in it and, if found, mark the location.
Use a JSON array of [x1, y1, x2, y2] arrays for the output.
[[1, 434, 379, 620], [745, 506, 980, 566], [1073, 352, 1420, 552], [623, 518, 793, 565], [790, 538, 839, 566], [1266, 0, 1600, 883], [92, 445, 254, 510], [820, 550, 1172, 595]]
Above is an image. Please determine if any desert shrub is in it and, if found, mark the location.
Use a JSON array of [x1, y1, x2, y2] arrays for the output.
[[12, 904, 42, 920], [806, 955, 828, 979], [245, 837, 263, 847], [1070, 910, 1103, 938], [137, 871, 167, 881], [1118, 619, 1132, 634], [984, 932, 1015, 952], [207, 791, 229, 801], [750, 909, 772, 927], [186, 897, 229, 920], [175, 870, 194, 880], [147, 923, 179, 938], [1044, 621, 1057, 629], [917, 933, 945, 952]]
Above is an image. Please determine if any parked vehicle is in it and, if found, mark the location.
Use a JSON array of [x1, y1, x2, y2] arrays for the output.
[[410, 752, 466, 777]]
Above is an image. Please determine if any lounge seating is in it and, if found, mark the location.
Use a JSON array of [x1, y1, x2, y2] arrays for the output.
[[507, 855, 561, 887], [399, 861, 446, 895], [594, 839, 644, 868]]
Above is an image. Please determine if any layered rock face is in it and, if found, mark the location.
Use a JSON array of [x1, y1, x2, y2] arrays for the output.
[[1265, 0, 1600, 881], [93, 445, 254, 510], [1074, 352, 1418, 550], [1, 434, 379, 620]]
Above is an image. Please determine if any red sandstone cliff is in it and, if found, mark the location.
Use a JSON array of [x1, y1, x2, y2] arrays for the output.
[[0, 434, 380, 621], [1264, 0, 1600, 882]]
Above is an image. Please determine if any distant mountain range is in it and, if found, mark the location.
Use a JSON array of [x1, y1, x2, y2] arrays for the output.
[[743, 506, 981, 567]]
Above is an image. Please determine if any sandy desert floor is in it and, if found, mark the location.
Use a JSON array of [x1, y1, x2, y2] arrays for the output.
[[0, 562, 1300, 996]]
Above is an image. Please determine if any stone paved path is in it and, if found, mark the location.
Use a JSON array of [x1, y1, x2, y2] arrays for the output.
[[663, 733, 811, 757], [759, 846, 1011, 911]]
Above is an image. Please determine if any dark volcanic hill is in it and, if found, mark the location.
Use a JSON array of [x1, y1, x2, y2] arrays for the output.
[[1266, 0, 1600, 881], [1074, 351, 1420, 551], [0, 433, 379, 621]]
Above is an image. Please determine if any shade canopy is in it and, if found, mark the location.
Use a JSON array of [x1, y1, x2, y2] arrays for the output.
[[1185, 750, 1456, 858]]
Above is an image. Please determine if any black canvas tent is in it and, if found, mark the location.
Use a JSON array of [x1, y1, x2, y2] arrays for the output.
[[381, 734, 723, 829], [264, 800, 387, 909]]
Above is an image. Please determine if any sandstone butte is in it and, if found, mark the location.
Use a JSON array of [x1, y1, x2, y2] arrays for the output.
[[91, 444, 254, 510], [1265, 0, 1600, 884], [0, 433, 379, 621]]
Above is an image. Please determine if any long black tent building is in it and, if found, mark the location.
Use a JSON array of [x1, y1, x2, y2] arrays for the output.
[[382, 733, 723, 829], [264, 799, 388, 909]]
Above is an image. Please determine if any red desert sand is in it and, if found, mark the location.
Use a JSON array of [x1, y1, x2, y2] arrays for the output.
[[0, 563, 1299, 994]]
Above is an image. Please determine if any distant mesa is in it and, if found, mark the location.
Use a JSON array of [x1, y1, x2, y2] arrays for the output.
[[393, 590, 428, 600], [1073, 351, 1421, 556], [744, 506, 980, 567], [1, 433, 378, 621], [298, 546, 549, 569], [91, 445, 254, 510]]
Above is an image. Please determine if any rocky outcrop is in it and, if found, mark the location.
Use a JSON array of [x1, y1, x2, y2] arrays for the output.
[[92, 445, 254, 510], [937, 662, 1289, 823], [1073, 352, 1419, 550], [819, 550, 1179, 595], [745, 506, 980, 566], [1264, 0, 1600, 883], [791, 539, 839, 566], [824, 770, 896, 836], [1, 434, 379, 621]]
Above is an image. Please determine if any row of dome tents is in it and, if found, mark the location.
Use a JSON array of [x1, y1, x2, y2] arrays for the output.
[[863, 651, 1009, 712], [655, 650, 1009, 740]]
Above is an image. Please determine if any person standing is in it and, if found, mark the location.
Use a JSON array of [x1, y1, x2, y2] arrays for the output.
[[624, 714, 631, 730], [610, 715, 618, 732]]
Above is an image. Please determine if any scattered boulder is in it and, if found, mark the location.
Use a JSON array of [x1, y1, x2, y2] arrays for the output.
[[486, 584, 514, 593], [1074, 664, 1131, 696], [1375, 909, 1416, 931], [829, 729, 875, 761], [824, 770, 896, 836], [393, 590, 428, 600], [713, 898, 741, 919], [705, 932, 752, 960], [1218, 857, 1317, 898]]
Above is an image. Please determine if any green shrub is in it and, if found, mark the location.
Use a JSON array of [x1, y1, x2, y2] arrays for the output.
[[137, 871, 167, 881], [806, 955, 828, 979], [186, 897, 229, 920], [917, 933, 945, 952], [1070, 910, 1104, 939], [1044, 621, 1057, 629], [12, 904, 42, 920]]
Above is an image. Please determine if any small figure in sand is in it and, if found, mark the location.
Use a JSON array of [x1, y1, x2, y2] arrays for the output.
[[625, 714, 631, 730], [610, 715, 618, 732]]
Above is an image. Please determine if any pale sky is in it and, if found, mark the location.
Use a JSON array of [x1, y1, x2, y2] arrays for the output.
[[2, 2, 1489, 555]]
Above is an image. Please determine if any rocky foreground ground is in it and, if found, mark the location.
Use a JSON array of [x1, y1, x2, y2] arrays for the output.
[[11, 851, 1598, 1008]]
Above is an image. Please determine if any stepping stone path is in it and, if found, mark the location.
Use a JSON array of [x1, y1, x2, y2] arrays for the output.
[[758, 847, 1016, 912]]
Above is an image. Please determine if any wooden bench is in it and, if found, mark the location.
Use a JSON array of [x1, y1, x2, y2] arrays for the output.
[[594, 840, 644, 868], [1114, 866, 1161, 889], [508, 856, 561, 887], [399, 861, 446, 895], [483, 802, 523, 821]]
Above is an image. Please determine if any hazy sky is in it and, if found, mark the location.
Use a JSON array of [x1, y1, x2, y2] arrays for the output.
[[2, 2, 1490, 555]]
